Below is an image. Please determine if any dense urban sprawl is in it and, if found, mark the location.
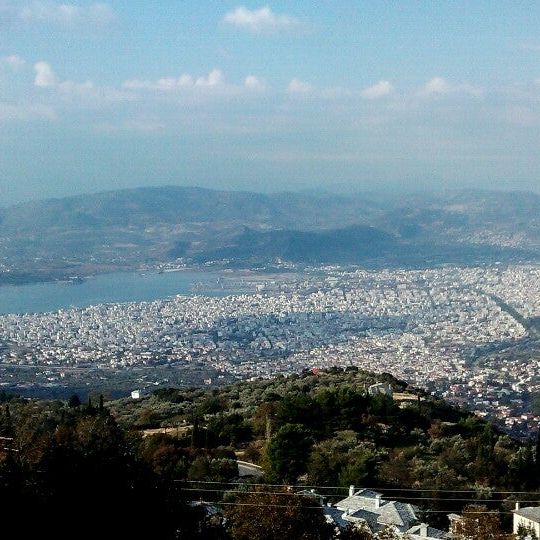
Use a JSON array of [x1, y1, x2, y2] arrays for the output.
[[1, 264, 540, 436]]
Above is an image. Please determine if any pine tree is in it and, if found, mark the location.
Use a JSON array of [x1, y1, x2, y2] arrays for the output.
[[67, 394, 81, 408], [0, 404, 13, 437]]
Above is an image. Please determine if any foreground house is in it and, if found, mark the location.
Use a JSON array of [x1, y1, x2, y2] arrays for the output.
[[513, 503, 540, 537], [298, 486, 448, 538], [335, 487, 421, 535]]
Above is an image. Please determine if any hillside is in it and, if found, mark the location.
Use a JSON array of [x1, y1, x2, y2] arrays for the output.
[[1, 186, 540, 283], [110, 368, 539, 495], [193, 224, 524, 267], [0, 186, 379, 232], [193, 225, 398, 264], [1, 368, 538, 538]]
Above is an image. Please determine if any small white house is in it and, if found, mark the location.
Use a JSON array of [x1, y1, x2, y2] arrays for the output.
[[513, 503, 540, 538], [131, 389, 141, 400], [368, 382, 393, 398]]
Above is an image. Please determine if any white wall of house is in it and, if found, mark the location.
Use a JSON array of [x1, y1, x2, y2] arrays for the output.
[[513, 515, 540, 537]]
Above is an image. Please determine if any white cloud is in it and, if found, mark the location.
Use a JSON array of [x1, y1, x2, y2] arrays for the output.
[[33, 61, 134, 105], [419, 77, 483, 97], [195, 69, 224, 87], [58, 80, 134, 104], [244, 75, 265, 90], [223, 6, 299, 33], [123, 69, 264, 95], [122, 69, 267, 97], [34, 61, 56, 87], [422, 77, 451, 95], [176, 74, 195, 87], [123, 70, 227, 91], [122, 69, 267, 100], [1, 54, 25, 67], [287, 78, 312, 93], [20, 1, 113, 25], [164, 74, 193, 88], [123, 75, 193, 91], [361, 80, 393, 99], [57, 79, 93, 93]]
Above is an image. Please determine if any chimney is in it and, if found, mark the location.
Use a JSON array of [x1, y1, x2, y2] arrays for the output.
[[375, 494, 382, 509], [420, 523, 428, 537], [349, 485, 355, 497], [516, 501, 521, 511]]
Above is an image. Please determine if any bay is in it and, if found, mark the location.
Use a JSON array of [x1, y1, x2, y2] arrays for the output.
[[0, 270, 233, 315]]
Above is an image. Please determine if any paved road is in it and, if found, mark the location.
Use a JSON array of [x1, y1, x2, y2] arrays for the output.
[[237, 460, 264, 478]]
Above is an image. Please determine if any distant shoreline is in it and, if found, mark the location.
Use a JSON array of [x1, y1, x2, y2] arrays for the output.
[[0, 266, 303, 316], [0, 263, 303, 289]]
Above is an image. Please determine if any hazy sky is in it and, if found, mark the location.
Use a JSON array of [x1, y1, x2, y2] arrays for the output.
[[1, 1, 540, 204]]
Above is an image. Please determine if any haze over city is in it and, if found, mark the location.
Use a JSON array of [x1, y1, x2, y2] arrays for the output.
[[1, 1, 540, 204]]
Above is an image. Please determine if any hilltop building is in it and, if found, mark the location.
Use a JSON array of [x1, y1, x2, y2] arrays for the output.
[[368, 383, 393, 398]]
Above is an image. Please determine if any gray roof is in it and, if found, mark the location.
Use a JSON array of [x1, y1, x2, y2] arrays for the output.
[[324, 507, 350, 530], [407, 524, 448, 539], [336, 489, 383, 512], [335, 489, 418, 532], [514, 507, 540, 523], [345, 509, 381, 532], [378, 501, 418, 531]]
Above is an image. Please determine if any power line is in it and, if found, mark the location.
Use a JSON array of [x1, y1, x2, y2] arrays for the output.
[[186, 500, 516, 514], [177, 479, 540, 496], [189, 500, 322, 510], [180, 487, 540, 503]]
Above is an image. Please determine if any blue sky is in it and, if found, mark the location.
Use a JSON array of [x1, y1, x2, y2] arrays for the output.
[[1, 1, 540, 204]]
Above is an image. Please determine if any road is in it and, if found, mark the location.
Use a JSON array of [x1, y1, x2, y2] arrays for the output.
[[237, 460, 264, 478]]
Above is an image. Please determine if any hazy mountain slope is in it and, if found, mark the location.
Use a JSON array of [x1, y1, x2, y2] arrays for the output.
[[194, 225, 398, 264], [0, 186, 379, 232], [0, 186, 539, 279]]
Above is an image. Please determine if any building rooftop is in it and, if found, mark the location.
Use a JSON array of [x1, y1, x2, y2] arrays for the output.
[[514, 506, 540, 523], [407, 523, 448, 539], [336, 488, 418, 532]]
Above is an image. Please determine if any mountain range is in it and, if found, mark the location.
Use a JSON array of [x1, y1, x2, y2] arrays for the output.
[[1, 186, 539, 281]]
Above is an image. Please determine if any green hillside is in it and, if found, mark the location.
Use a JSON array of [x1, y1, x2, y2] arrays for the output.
[[0, 368, 538, 538]]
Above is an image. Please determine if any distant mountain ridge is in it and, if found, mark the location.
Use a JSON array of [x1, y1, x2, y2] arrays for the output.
[[0, 185, 539, 280], [0, 186, 380, 232]]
